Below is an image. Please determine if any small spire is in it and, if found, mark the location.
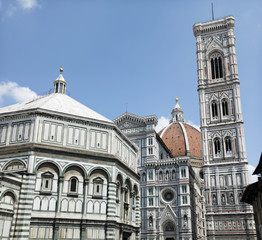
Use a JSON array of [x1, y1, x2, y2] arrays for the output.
[[170, 97, 185, 123], [54, 66, 67, 94], [211, 3, 214, 20]]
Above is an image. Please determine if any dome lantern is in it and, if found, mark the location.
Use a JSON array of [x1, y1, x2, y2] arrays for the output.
[[54, 66, 67, 94], [170, 97, 185, 123]]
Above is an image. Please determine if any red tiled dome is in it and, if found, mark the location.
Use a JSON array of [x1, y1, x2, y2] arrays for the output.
[[159, 122, 202, 158]]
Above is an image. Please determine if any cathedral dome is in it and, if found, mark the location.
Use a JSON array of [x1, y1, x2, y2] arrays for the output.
[[158, 98, 202, 158], [159, 122, 202, 158]]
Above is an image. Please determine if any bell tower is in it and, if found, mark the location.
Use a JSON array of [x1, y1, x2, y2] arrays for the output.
[[193, 16, 256, 239]]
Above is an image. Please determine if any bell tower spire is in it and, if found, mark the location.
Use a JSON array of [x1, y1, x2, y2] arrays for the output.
[[54, 67, 67, 94]]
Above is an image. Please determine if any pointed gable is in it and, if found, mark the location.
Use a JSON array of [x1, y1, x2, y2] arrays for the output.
[[159, 204, 178, 225]]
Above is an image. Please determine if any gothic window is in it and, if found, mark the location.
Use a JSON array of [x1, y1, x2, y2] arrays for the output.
[[182, 185, 187, 193], [213, 138, 221, 156], [148, 170, 153, 180], [211, 101, 218, 118], [222, 99, 229, 116], [160, 152, 163, 159], [148, 147, 153, 155], [181, 168, 186, 178], [148, 187, 153, 196], [148, 197, 153, 206], [210, 53, 223, 79], [148, 137, 153, 145], [182, 196, 187, 204], [225, 137, 232, 154]]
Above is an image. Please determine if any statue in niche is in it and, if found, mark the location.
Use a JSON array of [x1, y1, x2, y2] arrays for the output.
[[221, 194, 225, 204], [183, 215, 188, 227], [212, 194, 217, 204], [166, 171, 169, 180], [149, 216, 153, 227], [159, 171, 163, 181], [172, 170, 176, 179], [142, 173, 146, 182], [230, 193, 234, 204]]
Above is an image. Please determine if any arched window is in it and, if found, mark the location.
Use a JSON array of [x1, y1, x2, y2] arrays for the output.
[[225, 137, 232, 154], [210, 53, 223, 79], [211, 101, 218, 118], [69, 177, 78, 193], [213, 138, 221, 156], [222, 99, 229, 116]]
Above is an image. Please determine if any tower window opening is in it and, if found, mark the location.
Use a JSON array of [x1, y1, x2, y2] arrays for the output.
[[211, 101, 218, 118], [219, 57, 223, 77], [225, 137, 232, 154], [211, 59, 215, 79], [222, 99, 229, 116], [210, 54, 223, 79], [214, 138, 221, 156]]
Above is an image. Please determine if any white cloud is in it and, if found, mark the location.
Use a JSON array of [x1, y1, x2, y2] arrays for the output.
[[156, 116, 170, 133], [186, 120, 200, 131], [248, 164, 258, 184], [0, 81, 38, 106], [5, 4, 17, 17], [16, 0, 38, 9]]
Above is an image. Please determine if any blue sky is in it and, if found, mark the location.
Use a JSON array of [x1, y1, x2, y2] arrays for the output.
[[0, 0, 261, 179]]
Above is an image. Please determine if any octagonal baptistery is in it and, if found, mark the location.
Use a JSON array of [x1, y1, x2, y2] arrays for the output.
[[159, 99, 202, 169], [0, 69, 140, 240]]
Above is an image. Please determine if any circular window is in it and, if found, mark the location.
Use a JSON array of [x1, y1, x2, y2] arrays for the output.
[[163, 191, 174, 202], [161, 188, 176, 203]]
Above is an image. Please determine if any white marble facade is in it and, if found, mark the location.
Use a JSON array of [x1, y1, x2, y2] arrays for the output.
[[114, 113, 205, 240], [0, 70, 140, 240]]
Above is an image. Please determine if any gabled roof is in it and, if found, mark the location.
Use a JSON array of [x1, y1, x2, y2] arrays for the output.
[[0, 93, 112, 123]]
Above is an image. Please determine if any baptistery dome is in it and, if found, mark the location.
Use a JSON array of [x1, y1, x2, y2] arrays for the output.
[[159, 99, 202, 159]]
